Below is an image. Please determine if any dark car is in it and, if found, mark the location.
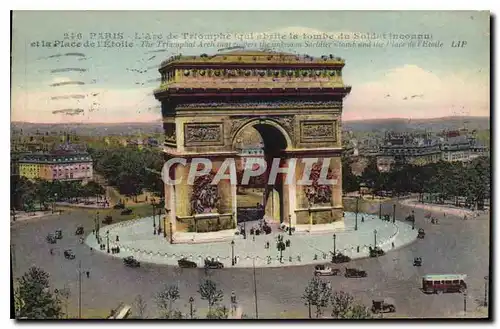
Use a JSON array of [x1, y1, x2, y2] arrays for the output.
[[75, 226, 84, 235], [371, 298, 396, 313], [64, 249, 75, 259], [103, 215, 113, 224], [204, 258, 224, 269], [417, 228, 425, 239], [369, 246, 385, 258], [55, 230, 63, 239], [178, 258, 197, 268], [46, 234, 57, 244], [345, 268, 367, 278], [113, 203, 125, 209], [413, 257, 422, 266], [121, 209, 133, 215], [331, 252, 351, 264], [123, 256, 140, 267]]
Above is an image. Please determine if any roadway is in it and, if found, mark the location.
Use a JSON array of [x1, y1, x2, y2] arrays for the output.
[[10, 200, 490, 319]]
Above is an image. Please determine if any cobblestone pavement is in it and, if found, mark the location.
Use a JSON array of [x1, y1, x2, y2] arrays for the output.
[[86, 213, 417, 268], [11, 199, 490, 319]]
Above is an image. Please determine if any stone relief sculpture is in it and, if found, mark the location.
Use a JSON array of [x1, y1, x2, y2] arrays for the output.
[[190, 172, 220, 214], [185, 124, 223, 145], [304, 162, 333, 205]]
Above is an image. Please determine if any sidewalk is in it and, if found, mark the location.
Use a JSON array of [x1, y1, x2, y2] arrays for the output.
[[86, 212, 417, 268], [10, 211, 60, 223], [400, 199, 487, 218]]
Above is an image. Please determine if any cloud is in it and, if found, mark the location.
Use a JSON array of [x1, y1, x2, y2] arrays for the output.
[[343, 65, 489, 120]]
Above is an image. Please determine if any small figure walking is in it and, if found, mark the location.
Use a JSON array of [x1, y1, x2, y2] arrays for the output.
[[50, 248, 53, 255], [230, 291, 237, 314], [86, 271, 90, 278]]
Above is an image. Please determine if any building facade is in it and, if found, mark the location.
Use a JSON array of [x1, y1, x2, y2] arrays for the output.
[[18, 151, 93, 183]]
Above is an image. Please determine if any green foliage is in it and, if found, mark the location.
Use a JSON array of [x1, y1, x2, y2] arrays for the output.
[[206, 305, 229, 319], [14, 267, 62, 319], [197, 280, 224, 313], [302, 277, 332, 318], [330, 290, 372, 319]]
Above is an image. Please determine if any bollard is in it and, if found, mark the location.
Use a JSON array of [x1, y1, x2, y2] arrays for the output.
[[357, 246, 360, 253]]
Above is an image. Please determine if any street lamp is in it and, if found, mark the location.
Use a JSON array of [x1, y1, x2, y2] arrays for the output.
[[189, 297, 194, 319], [106, 230, 110, 253], [392, 204, 396, 223], [374, 229, 377, 248], [231, 240, 235, 266], [355, 197, 359, 231], [379, 202, 382, 219], [484, 276, 489, 307], [152, 199, 156, 235], [288, 214, 292, 236], [333, 234, 336, 255], [463, 291, 467, 316]]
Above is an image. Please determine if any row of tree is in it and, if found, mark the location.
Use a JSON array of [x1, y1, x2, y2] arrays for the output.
[[88, 146, 164, 198], [343, 156, 490, 209], [11, 176, 105, 211]]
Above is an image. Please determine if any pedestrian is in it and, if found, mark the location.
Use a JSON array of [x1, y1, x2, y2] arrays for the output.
[[116, 235, 119, 242], [391, 242, 395, 249], [361, 216, 364, 223], [90, 247, 93, 253], [50, 248, 53, 255], [86, 271, 90, 278]]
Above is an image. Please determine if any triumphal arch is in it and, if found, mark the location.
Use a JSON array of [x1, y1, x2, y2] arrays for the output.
[[153, 50, 351, 241]]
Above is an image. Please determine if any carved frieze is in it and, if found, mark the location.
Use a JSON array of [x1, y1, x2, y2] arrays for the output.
[[184, 123, 224, 146], [300, 120, 337, 143], [177, 100, 342, 110]]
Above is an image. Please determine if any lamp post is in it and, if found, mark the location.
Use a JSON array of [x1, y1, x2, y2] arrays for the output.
[[152, 200, 156, 235], [189, 297, 194, 319], [96, 211, 100, 244], [333, 234, 336, 255], [373, 229, 377, 248], [379, 202, 382, 219], [355, 197, 359, 231], [484, 276, 489, 307], [288, 214, 292, 236], [412, 209, 415, 230], [463, 291, 467, 316], [231, 240, 235, 266], [106, 230, 110, 253], [392, 204, 396, 223]]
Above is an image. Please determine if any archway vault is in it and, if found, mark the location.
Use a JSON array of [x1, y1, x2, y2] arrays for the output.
[[231, 118, 292, 152]]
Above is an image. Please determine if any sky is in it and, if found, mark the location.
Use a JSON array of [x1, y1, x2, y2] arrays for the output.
[[11, 11, 490, 123]]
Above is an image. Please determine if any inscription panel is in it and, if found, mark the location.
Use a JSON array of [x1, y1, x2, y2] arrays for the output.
[[184, 123, 224, 146], [300, 120, 337, 143]]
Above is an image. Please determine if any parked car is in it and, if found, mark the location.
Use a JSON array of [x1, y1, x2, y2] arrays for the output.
[[345, 268, 367, 278], [413, 257, 422, 267], [204, 258, 224, 269], [331, 252, 351, 264], [55, 230, 63, 239], [417, 228, 425, 239], [371, 298, 396, 313], [121, 209, 133, 215], [113, 203, 125, 209], [103, 215, 113, 224], [178, 258, 197, 268], [123, 256, 140, 268], [75, 226, 84, 235], [46, 234, 57, 244], [369, 246, 385, 258], [314, 264, 340, 276], [262, 224, 272, 235], [382, 215, 391, 222], [64, 249, 75, 259]]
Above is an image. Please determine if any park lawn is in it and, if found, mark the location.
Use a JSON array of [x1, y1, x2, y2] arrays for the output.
[[236, 192, 263, 208], [57, 203, 156, 225]]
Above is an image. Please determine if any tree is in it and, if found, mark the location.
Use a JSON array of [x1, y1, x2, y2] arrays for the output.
[[155, 284, 180, 319], [330, 290, 372, 319], [134, 294, 148, 319], [15, 267, 62, 319], [197, 279, 224, 314], [302, 277, 331, 318], [206, 305, 229, 319]]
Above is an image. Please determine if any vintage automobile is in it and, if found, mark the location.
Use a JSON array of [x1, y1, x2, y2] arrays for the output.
[[382, 214, 391, 222], [314, 264, 340, 276], [262, 224, 272, 235], [123, 256, 140, 267], [113, 203, 125, 209], [413, 257, 422, 267], [417, 228, 425, 239], [102, 215, 113, 224], [55, 230, 63, 239], [64, 249, 75, 259], [331, 252, 351, 264], [371, 298, 396, 313], [369, 246, 385, 258], [204, 258, 224, 269], [75, 226, 84, 235], [430, 217, 439, 224], [121, 208, 133, 215], [46, 234, 57, 244], [178, 258, 197, 268], [345, 268, 367, 278]]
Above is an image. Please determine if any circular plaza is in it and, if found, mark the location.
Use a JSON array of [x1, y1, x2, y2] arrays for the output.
[[86, 212, 417, 268]]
